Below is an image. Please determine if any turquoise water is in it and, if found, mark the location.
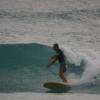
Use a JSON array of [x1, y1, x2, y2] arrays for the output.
[[0, 43, 100, 93], [0, 43, 53, 92]]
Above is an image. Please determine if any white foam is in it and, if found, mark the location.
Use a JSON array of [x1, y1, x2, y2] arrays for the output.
[[0, 0, 100, 12], [61, 46, 100, 84], [0, 93, 100, 100]]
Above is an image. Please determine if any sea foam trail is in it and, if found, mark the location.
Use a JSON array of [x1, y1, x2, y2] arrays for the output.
[[0, 93, 100, 100], [61, 45, 100, 84]]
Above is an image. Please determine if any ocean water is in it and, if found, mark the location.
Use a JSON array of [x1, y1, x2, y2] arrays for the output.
[[0, 43, 100, 94], [0, 0, 100, 99]]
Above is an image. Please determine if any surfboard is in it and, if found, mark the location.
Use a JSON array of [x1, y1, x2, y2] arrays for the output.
[[43, 82, 71, 90]]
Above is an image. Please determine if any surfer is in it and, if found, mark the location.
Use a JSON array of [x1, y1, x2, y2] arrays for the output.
[[47, 43, 68, 83]]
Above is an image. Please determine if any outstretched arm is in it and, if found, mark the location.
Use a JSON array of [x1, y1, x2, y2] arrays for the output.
[[47, 55, 57, 67]]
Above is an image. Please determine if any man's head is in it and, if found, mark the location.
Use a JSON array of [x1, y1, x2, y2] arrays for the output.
[[53, 43, 59, 51]]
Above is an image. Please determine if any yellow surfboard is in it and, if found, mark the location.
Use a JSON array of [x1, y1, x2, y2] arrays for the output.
[[43, 81, 71, 90]]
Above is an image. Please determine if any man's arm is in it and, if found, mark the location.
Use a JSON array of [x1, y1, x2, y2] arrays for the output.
[[47, 55, 57, 67], [47, 50, 61, 67]]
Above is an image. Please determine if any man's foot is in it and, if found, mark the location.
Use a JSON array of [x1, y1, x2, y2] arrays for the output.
[[63, 79, 69, 83]]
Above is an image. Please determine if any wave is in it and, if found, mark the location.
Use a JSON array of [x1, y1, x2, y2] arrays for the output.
[[0, 8, 100, 21], [0, 43, 100, 93]]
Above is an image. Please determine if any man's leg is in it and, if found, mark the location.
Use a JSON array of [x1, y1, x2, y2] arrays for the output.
[[59, 65, 67, 83]]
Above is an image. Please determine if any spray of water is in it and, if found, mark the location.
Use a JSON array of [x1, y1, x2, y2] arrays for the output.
[[60, 45, 100, 85]]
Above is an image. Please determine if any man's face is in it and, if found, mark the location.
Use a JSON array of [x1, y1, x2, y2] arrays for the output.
[[53, 45, 58, 51]]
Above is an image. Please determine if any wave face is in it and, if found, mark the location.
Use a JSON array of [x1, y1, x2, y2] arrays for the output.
[[0, 43, 53, 92], [0, 43, 100, 93]]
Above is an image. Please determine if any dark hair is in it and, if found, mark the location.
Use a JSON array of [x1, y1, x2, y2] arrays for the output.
[[53, 43, 59, 48]]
